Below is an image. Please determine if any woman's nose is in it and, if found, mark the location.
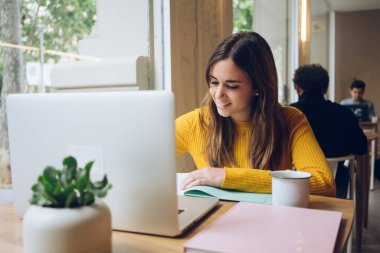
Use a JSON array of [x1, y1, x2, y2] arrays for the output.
[[215, 85, 226, 99]]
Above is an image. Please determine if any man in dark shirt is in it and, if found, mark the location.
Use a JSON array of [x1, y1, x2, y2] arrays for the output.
[[290, 64, 367, 197]]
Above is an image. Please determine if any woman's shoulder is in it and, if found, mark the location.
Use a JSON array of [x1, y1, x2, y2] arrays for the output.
[[176, 106, 209, 126], [177, 106, 208, 119], [280, 105, 312, 138], [280, 105, 306, 121]]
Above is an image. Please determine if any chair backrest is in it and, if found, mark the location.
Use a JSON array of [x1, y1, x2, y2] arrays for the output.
[[326, 155, 355, 178], [327, 160, 339, 178], [326, 155, 356, 200]]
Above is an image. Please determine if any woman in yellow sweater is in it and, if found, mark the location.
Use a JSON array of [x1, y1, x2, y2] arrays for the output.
[[176, 32, 335, 197]]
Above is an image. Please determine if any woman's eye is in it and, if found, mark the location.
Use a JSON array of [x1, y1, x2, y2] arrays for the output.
[[227, 85, 238, 90], [210, 81, 219, 86]]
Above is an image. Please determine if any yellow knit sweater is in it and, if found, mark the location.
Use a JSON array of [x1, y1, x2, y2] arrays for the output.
[[175, 106, 336, 197]]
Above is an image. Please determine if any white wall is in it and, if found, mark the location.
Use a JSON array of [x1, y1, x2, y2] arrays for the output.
[[254, 0, 294, 103], [310, 14, 328, 68]]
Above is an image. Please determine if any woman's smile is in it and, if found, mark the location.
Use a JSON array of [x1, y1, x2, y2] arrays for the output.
[[216, 101, 231, 108], [209, 58, 257, 122]]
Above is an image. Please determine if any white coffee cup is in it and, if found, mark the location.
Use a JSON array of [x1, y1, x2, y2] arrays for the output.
[[371, 116, 378, 123], [270, 171, 312, 208]]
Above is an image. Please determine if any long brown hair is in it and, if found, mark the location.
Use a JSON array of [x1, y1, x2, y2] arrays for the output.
[[202, 32, 289, 170]]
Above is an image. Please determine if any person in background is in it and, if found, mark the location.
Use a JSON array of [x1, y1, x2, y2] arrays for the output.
[[176, 32, 335, 197], [290, 64, 367, 198], [341, 79, 376, 118]]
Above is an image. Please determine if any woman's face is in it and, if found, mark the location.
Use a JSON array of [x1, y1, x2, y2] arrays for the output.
[[209, 58, 257, 122]]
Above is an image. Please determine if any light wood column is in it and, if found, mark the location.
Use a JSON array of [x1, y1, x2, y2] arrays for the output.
[[170, 0, 232, 171], [298, 0, 311, 66]]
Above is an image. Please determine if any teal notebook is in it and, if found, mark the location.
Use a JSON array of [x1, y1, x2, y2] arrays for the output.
[[177, 173, 272, 204], [184, 185, 272, 204]]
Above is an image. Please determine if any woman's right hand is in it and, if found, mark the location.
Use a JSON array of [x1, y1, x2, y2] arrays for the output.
[[180, 167, 225, 190]]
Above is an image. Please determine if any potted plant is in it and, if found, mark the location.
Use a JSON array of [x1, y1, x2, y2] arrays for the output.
[[23, 156, 112, 253]]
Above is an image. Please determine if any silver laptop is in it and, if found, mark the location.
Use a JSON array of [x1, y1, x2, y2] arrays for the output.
[[7, 91, 218, 237]]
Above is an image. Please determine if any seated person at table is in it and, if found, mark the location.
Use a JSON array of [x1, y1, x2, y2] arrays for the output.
[[176, 32, 335, 197], [290, 64, 367, 198], [341, 79, 376, 119]]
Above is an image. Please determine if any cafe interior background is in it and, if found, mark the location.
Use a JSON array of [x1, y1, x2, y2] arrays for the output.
[[0, 0, 380, 251]]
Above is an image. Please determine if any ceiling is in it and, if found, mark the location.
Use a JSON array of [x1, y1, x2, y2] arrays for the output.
[[326, 0, 380, 12]]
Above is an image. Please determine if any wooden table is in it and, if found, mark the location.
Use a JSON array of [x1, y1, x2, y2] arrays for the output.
[[0, 195, 354, 253], [360, 122, 379, 190], [360, 121, 378, 132], [353, 130, 380, 252], [364, 130, 380, 190]]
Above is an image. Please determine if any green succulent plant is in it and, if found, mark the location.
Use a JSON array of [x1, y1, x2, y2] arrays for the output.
[[30, 156, 112, 208]]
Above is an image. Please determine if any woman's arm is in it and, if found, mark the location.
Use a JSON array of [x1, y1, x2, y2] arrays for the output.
[[182, 109, 336, 197], [222, 111, 335, 196], [223, 111, 335, 196], [287, 111, 336, 197], [175, 110, 198, 155]]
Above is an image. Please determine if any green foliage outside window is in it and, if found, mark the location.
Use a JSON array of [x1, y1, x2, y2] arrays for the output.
[[20, 0, 96, 63], [233, 0, 253, 32], [0, 0, 96, 94], [0, 52, 2, 91]]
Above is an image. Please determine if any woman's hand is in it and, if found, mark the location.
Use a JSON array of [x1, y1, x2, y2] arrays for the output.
[[181, 167, 225, 190]]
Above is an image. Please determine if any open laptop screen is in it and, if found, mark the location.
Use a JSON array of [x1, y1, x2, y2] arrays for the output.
[[342, 104, 370, 122], [7, 91, 180, 234]]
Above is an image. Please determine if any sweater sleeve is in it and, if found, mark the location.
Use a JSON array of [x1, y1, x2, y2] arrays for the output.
[[288, 110, 336, 197], [175, 110, 197, 154], [222, 109, 336, 197]]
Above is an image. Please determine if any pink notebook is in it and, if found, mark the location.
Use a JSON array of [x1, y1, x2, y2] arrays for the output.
[[184, 202, 342, 253]]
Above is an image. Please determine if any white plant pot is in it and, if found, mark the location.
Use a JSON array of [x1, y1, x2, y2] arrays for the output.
[[23, 201, 112, 253]]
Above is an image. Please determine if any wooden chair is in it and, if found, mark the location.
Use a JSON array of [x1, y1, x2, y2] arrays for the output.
[[327, 155, 356, 200], [327, 155, 355, 253], [363, 128, 378, 190]]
